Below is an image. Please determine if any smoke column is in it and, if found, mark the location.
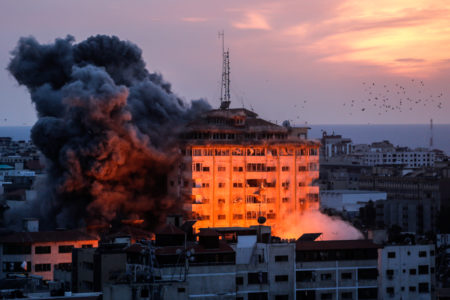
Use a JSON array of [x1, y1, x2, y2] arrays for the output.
[[7, 35, 210, 229]]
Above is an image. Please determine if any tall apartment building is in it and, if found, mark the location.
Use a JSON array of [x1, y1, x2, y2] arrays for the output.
[[169, 108, 320, 232]]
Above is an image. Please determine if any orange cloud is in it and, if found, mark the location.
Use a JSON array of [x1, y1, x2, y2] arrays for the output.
[[181, 17, 208, 23], [233, 12, 271, 30], [284, 0, 450, 76]]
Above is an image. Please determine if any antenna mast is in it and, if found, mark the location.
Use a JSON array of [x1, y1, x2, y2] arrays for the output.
[[218, 31, 231, 110]]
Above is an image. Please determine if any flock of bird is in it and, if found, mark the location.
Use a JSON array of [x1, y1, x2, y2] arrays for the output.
[[343, 79, 445, 116]]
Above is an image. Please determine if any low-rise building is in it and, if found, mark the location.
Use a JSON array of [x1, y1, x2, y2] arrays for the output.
[[295, 239, 379, 300], [0, 220, 98, 281], [379, 244, 436, 300]]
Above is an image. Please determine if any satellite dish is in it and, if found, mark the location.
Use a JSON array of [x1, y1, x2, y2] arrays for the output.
[[257, 216, 266, 224]]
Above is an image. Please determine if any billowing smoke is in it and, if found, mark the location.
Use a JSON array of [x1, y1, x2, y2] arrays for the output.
[[7, 35, 210, 229], [272, 211, 363, 240]]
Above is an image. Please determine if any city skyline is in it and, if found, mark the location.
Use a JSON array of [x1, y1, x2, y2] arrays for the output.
[[1, 0, 449, 126]]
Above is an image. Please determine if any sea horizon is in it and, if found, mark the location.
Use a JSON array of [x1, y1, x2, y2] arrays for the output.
[[1, 123, 449, 155]]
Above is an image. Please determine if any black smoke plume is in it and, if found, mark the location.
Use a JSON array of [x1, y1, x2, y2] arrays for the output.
[[7, 35, 210, 229]]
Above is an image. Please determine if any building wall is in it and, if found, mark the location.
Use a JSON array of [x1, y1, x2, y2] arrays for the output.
[[295, 259, 379, 300], [170, 144, 319, 232], [0, 239, 98, 281], [379, 244, 435, 300]]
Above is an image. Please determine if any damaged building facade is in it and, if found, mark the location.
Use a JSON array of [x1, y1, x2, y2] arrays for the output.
[[168, 108, 320, 232]]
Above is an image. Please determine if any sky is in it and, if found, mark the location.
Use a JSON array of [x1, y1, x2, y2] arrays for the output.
[[0, 0, 449, 126]]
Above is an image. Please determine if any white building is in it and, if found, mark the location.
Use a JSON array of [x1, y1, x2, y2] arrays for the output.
[[360, 148, 435, 168], [379, 244, 435, 300], [320, 190, 387, 215]]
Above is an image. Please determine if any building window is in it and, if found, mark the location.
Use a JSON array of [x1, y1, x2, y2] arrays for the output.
[[247, 163, 266, 172], [418, 265, 429, 275], [217, 215, 226, 220], [267, 212, 276, 219], [58, 245, 74, 253], [248, 272, 268, 284], [387, 251, 396, 258], [178, 287, 185, 293], [275, 255, 288, 262], [410, 268, 416, 275], [233, 182, 243, 188], [275, 296, 288, 300], [430, 250, 435, 256], [341, 292, 352, 299], [140, 289, 149, 298], [358, 288, 377, 299], [192, 163, 202, 172], [218, 182, 225, 188], [419, 251, 427, 257], [202, 182, 210, 188], [2, 261, 31, 272], [236, 277, 244, 285], [246, 211, 257, 219], [282, 181, 289, 188], [199, 215, 210, 220], [3, 244, 31, 255], [35, 246, 51, 254], [202, 166, 210, 172], [341, 272, 352, 280], [218, 198, 226, 204], [275, 275, 288, 282], [233, 214, 243, 220], [281, 166, 289, 171], [409, 286, 416, 292], [35, 264, 51, 272], [82, 244, 93, 249], [386, 287, 394, 295], [55, 263, 72, 271], [358, 268, 378, 280], [320, 273, 332, 280], [282, 197, 289, 203], [320, 293, 332, 300], [266, 166, 276, 172], [233, 166, 243, 172], [386, 269, 394, 277], [298, 166, 307, 171], [418, 283, 429, 293], [297, 271, 315, 282], [218, 166, 226, 172]]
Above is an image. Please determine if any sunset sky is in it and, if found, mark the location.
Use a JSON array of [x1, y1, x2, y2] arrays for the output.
[[1, 0, 449, 125]]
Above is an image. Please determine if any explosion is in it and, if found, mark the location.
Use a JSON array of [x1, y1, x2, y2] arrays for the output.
[[7, 35, 210, 229], [272, 211, 363, 240]]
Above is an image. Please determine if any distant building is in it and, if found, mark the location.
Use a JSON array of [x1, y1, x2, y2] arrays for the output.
[[169, 108, 320, 232], [320, 132, 353, 160], [356, 141, 436, 168], [360, 172, 450, 234], [379, 244, 436, 300], [320, 190, 387, 216]]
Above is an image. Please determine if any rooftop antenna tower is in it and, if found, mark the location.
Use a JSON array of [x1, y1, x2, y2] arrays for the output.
[[430, 118, 433, 148], [218, 31, 231, 110]]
